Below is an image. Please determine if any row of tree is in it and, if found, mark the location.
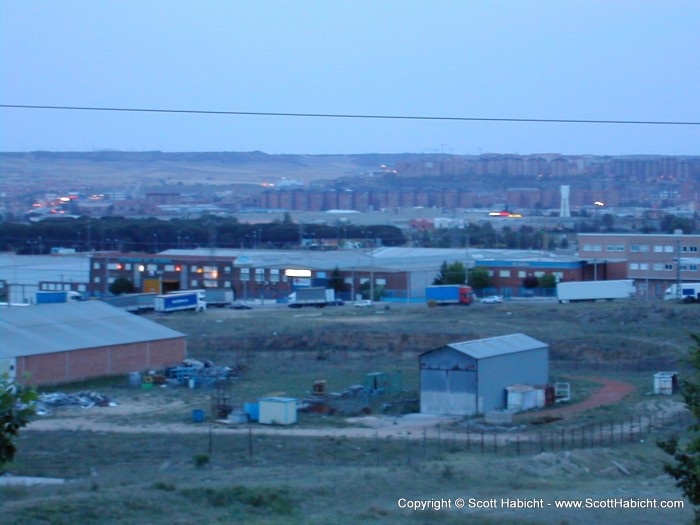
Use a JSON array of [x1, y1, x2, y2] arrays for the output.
[[0, 215, 405, 254], [432, 261, 556, 290]]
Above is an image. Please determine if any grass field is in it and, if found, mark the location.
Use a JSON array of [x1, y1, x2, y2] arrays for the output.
[[2, 299, 699, 524]]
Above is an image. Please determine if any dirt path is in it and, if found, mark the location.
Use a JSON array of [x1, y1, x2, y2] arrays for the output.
[[519, 377, 636, 420]]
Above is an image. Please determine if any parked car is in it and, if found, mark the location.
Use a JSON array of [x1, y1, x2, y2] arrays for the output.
[[354, 299, 373, 308], [230, 302, 252, 310], [329, 299, 345, 306], [481, 295, 503, 304]]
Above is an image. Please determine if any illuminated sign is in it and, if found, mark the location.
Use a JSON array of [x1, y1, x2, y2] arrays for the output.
[[285, 269, 312, 277]]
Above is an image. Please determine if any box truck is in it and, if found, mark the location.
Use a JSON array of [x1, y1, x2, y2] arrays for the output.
[[287, 287, 336, 308], [204, 289, 235, 308], [556, 279, 635, 303], [155, 290, 206, 313], [35, 291, 82, 304], [425, 285, 474, 305], [102, 293, 157, 313], [664, 283, 700, 302]]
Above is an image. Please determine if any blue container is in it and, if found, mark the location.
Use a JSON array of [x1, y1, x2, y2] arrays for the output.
[[244, 402, 259, 421], [192, 409, 205, 423]]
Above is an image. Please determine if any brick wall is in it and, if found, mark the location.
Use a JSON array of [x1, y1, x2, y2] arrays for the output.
[[16, 337, 186, 386]]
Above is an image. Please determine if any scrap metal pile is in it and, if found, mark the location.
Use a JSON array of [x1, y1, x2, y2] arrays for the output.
[[35, 391, 118, 415], [164, 358, 241, 388]]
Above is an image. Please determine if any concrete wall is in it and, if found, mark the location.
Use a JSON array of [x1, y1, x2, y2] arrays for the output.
[[15, 338, 186, 385]]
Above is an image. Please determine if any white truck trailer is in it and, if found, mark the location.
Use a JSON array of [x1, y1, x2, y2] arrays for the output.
[[664, 283, 700, 302], [287, 287, 336, 308], [556, 279, 635, 303]]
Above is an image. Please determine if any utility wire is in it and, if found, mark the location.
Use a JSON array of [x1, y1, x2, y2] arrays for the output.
[[1, 104, 699, 126]]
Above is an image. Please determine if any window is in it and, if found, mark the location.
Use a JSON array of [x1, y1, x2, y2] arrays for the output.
[[665, 264, 674, 271], [664, 246, 673, 253], [518, 271, 526, 278], [165, 265, 175, 272], [224, 281, 231, 287], [255, 269, 265, 282], [376, 278, 387, 286], [691, 265, 699, 271], [360, 278, 370, 285], [94, 276, 101, 283], [582, 244, 592, 251], [147, 264, 157, 271], [270, 269, 280, 283], [640, 245, 649, 252], [224, 266, 232, 273], [592, 245, 602, 252], [534, 271, 544, 277], [606, 245, 624, 252], [630, 263, 639, 270], [93, 263, 101, 269], [190, 265, 198, 272], [630, 245, 639, 252], [499, 270, 511, 277], [653, 263, 663, 271], [203, 280, 217, 287], [553, 272, 564, 281], [124, 263, 132, 270], [654, 246, 663, 253], [240, 268, 250, 281], [640, 263, 649, 270], [108, 277, 116, 284], [191, 280, 198, 287]]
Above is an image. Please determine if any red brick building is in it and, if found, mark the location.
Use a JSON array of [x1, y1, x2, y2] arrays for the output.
[[1, 301, 186, 385]]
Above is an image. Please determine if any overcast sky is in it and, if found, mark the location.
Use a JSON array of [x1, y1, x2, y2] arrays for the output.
[[1, 1, 699, 155]]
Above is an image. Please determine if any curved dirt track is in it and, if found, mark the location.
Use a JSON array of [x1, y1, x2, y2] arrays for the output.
[[521, 377, 636, 419]]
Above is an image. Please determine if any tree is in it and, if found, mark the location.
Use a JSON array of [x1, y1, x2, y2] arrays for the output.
[[433, 261, 467, 285], [601, 213, 615, 232], [538, 274, 557, 289], [328, 267, 349, 294], [468, 266, 492, 291], [659, 334, 700, 523], [522, 274, 539, 289], [1, 376, 37, 469], [109, 277, 135, 295]]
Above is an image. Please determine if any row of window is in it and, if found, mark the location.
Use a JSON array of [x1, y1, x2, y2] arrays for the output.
[[629, 263, 699, 272], [41, 283, 87, 292], [582, 244, 698, 253], [491, 270, 564, 280]]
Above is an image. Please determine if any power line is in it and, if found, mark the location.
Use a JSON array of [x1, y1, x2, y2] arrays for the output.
[[1, 104, 699, 126]]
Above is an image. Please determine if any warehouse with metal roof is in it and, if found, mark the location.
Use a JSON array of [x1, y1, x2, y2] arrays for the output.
[[0, 301, 186, 385], [419, 333, 549, 416]]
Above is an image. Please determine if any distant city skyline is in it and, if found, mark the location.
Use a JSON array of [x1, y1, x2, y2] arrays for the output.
[[2, 1, 699, 155]]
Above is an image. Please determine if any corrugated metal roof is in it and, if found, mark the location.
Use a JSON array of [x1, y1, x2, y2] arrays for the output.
[[0, 301, 185, 359], [446, 333, 547, 359]]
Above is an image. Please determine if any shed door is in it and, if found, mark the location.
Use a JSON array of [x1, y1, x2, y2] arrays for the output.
[[421, 369, 477, 416]]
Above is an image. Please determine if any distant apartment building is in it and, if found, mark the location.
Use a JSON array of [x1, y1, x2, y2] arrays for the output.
[[578, 233, 700, 298]]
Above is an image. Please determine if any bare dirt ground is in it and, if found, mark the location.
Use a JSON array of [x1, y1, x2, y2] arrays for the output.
[[26, 375, 639, 440]]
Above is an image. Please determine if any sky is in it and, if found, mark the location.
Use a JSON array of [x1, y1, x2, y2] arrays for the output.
[[1, 0, 699, 156]]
